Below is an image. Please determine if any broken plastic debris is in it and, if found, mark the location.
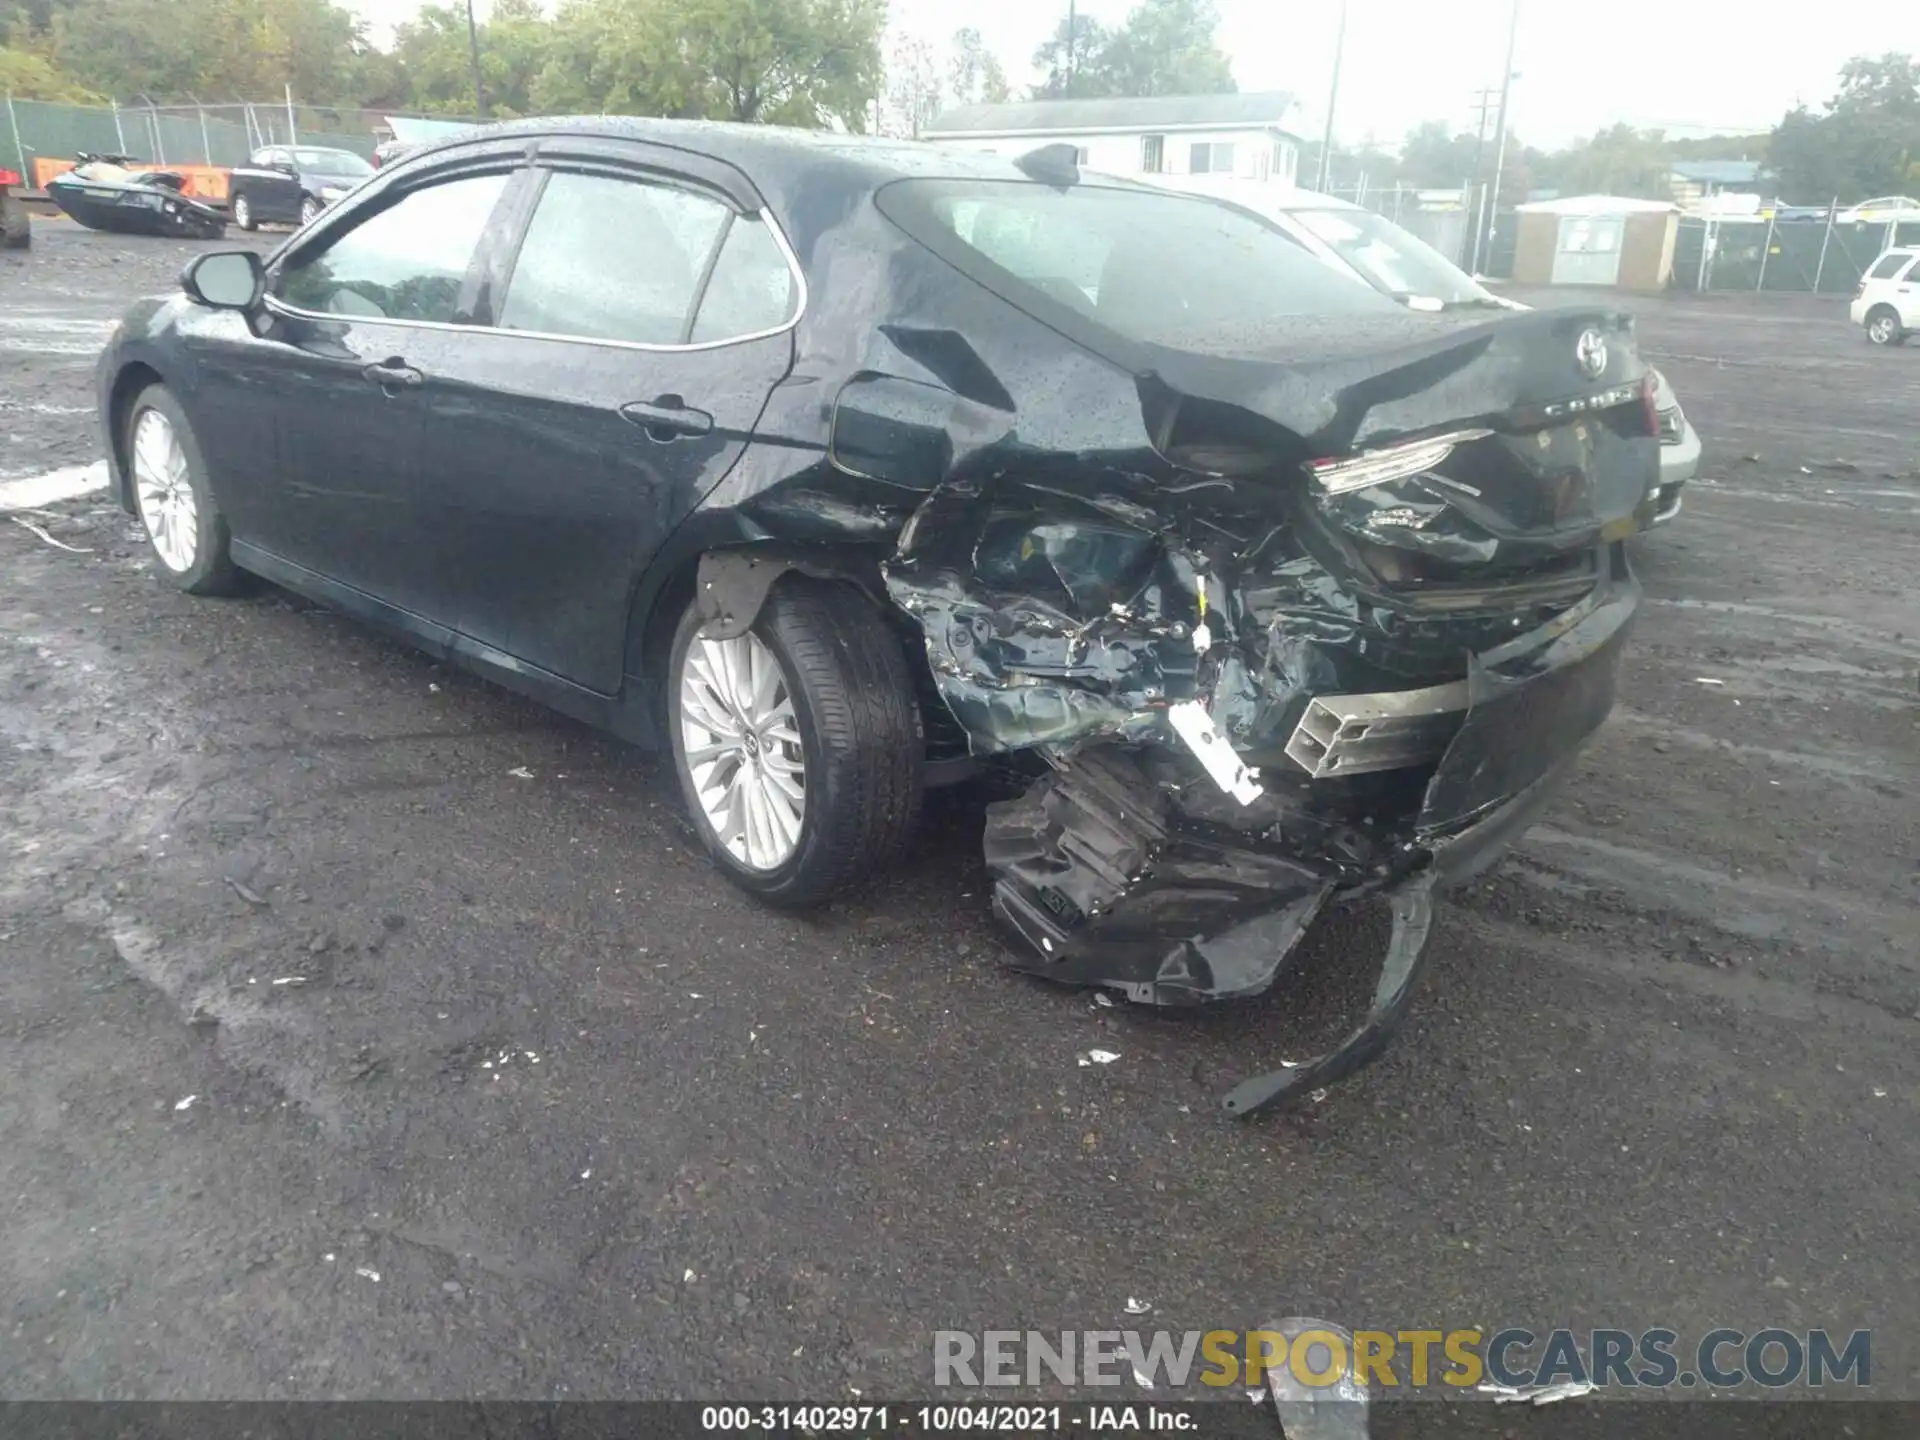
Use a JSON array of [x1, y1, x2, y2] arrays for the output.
[[270, 976, 306, 987], [10, 516, 93, 553], [354, 1266, 381, 1283], [1873, 1086, 1888, 1098], [1483, 1379, 1596, 1405], [683, 1269, 696, 1282], [1078, 1049, 1121, 1067], [580, 1168, 592, 1179], [1094, 992, 1114, 1008], [1265, 1318, 1368, 1437], [225, 876, 268, 906], [173, 1095, 197, 1111], [324, 1253, 336, 1263], [1124, 1297, 1152, 1315], [1693, 677, 1725, 686], [507, 766, 534, 779], [1167, 700, 1262, 805], [1131, 1367, 1154, 1388]]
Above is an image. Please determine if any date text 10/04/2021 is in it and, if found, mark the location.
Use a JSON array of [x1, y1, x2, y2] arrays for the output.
[[701, 1407, 1205, 1432]]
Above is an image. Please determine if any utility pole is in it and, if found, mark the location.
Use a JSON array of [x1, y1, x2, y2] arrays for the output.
[[1314, 0, 1348, 192], [1067, 0, 1078, 92], [466, 0, 488, 118], [1464, 87, 1497, 270], [1477, 0, 1521, 276]]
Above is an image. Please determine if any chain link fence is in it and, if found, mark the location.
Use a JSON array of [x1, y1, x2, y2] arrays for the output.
[[2, 96, 476, 186], [1313, 181, 1520, 280], [1673, 214, 1920, 294]]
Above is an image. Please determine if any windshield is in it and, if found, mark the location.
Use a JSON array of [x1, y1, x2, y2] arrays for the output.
[[296, 149, 373, 178], [1288, 206, 1497, 307], [877, 179, 1398, 353]]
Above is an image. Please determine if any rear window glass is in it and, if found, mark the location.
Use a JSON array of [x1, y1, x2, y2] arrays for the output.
[[876, 179, 1396, 353]]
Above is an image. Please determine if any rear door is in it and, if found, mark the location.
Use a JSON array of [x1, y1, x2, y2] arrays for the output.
[[253, 148, 302, 222], [413, 143, 800, 694], [248, 156, 526, 617], [1895, 254, 1920, 328]]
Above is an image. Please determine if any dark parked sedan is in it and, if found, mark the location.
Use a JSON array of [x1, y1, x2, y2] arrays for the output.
[[227, 144, 374, 231], [97, 118, 1658, 1113]]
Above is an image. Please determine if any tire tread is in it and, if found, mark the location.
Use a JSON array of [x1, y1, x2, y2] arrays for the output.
[[758, 578, 924, 903]]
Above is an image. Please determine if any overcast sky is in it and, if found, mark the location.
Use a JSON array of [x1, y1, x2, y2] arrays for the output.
[[342, 0, 1891, 150]]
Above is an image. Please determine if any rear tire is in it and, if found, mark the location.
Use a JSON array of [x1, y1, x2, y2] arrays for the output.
[[298, 195, 320, 227], [124, 384, 243, 597], [0, 192, 29, 250], [667, 575, 923, 907], [1865, 306, 1906, 346], [231, 192, 255, 231]]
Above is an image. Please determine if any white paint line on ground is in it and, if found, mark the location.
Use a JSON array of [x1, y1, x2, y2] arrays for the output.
[[0, 462, 109, 512]]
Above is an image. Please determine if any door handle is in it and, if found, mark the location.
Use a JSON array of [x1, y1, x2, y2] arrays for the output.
[[620, 394, 713, 442], [363, 359, 423, 393]]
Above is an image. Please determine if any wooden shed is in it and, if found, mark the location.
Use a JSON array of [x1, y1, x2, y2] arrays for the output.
[[1510, 194, 1680, 291]]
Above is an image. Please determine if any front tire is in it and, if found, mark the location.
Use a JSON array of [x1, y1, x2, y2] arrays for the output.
[[667, 575, 923, 907], [1865, 306, 1906, 346], [298, 196, 320, 227], [125, 384, 242, 596], [231, 191, 255, 231]]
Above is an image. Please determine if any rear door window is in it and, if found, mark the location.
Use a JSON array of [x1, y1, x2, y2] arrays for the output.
[[689, 214, 800, 343], [1867, 252, 1910, 280], [273, 171, 512, 324], [498, 171, 731, 345]]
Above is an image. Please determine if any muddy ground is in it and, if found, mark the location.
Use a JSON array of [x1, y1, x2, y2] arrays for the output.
[[2, 222, 1917, 1407]]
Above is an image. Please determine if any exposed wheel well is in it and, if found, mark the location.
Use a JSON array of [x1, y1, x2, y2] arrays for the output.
[[106, 363, 165, 509]]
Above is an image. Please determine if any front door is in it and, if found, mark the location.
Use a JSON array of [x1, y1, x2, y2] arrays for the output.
[[414, 158, 799, 694], [250, 165, 521, 615]]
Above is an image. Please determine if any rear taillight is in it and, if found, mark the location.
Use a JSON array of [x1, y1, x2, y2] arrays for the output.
[[0, 168, 20, 187], [1307, 428, 1492, 495]]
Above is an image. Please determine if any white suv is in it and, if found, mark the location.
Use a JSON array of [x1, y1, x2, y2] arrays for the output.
[[1852, 248, 1920, 346]]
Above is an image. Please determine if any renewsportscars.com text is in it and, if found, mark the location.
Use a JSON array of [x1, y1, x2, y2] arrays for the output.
[[933, 1327, 1871, 1392]]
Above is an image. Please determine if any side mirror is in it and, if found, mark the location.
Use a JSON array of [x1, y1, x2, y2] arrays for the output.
[[182, 249, 265, 310], [274, 161, 298, 176]]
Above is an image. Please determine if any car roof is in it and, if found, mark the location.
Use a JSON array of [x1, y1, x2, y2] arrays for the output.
[[401, 115, 1059, 190]]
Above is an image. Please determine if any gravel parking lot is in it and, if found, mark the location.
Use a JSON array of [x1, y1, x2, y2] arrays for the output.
[[2, 220, 1917, 1411]]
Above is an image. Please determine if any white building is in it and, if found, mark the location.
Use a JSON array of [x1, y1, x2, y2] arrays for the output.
[[922, 92, 1304, 189]]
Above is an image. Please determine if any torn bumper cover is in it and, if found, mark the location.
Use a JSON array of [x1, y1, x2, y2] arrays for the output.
[[904, 527, 1637, 1116]]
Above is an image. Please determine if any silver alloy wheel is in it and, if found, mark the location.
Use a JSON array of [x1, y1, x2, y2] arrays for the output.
[[1869, 313, 1898, 344], [679, 631, 807, 871], [232, 193, 251, 228], [131, 408, 197, 573]]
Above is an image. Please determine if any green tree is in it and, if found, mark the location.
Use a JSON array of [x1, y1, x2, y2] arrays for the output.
[[0, 42, 98, 98], [1770, 52, 1920, 202], [1096, 0, 1233, 97], [534, 0, 882, 128], [45, 0, 370, 102], [1032, 0, 1232, 100], [1397, 119, 1478, 187], [948, 25, 1007, 107], [392, 0, 547, 116], [1539, 123, 1672, 199], [1031, 12, 1112, 99]]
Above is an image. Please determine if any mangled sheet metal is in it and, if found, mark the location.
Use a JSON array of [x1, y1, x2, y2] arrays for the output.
[[707, 170, 1657, 1115], [862, 306, 1648, 1114]]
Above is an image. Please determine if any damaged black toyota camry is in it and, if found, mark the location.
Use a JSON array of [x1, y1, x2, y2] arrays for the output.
[[97, 119, 1655, 1115]]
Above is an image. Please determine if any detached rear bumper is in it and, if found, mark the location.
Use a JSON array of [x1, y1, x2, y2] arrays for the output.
[[990, 549, 1639, 1113]]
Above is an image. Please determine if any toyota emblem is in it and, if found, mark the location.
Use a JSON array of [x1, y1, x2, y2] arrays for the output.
[[1575, 328, 1608, 380]]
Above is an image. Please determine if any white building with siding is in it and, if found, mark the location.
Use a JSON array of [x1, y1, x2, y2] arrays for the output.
[[922, 92, 1305, 190]]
